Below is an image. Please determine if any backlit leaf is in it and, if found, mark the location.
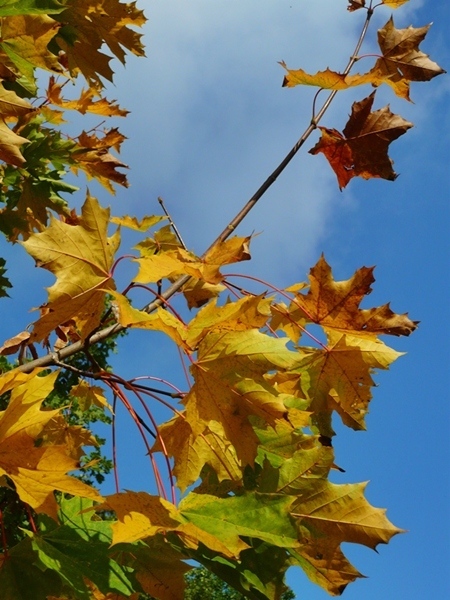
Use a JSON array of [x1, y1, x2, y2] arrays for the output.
[[21, 193, 120, 342]]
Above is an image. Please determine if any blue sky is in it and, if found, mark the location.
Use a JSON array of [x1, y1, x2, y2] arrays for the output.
[[1, 1, 449, 598]]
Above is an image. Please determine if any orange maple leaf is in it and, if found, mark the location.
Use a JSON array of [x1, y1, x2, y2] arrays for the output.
[[279, 255, 418, 337]]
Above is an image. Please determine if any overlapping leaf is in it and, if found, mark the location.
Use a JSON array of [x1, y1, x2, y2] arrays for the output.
[[270, 256, 414, 435], [71, 129, 129, 193], [29, 496, 135, 599], [0, 13, 62, 74], [53, 0, 146, 87], [0, 369, 102, 518], [97, 491, 240, 559], [184, 330, 298, 466], [46, 76, 129, 117], [134, 235, 251, 286], [0, 1, 65, 17]]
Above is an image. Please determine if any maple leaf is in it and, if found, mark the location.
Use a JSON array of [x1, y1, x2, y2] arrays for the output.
[[110, 214, 166, 231], [134, 224, 181, 256], [53, 0, 146, 87], [0, 538, 62, 600], [0, 119, 29, 166], [184, 330, 298, 467], [153, 415, 243, 492], [340, 17, 447, 101], [71, 129, 128, 193], [21, 193, 120, 342], [39, 414, 98, 460], [179, 491, 299, 552], [46, 76, 129, 117], [281, 63, 349, 90], [109, 291, 189, 351], [70, 380, 112, 412], [309, 92, 412, 189], [295, 330, 403, 436], [0, 1, 65, 17], [97, 491, 240, 559], [347, 0, 366, 11], [124, 540, 191, 600], [30, 496, 135, 599], [185, 293, 272, 349], [0, 14, 63, 82], [280, 255, 418, 337], [382, 0, 410, 7], [292, 481, 403, 551], [0, 369, 102, 518], [0, 81, 33, 118], [134, 235, 251, 285], [370, 17, 446, 101]]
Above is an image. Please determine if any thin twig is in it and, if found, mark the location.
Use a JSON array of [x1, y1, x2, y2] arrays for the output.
[[158, 196, 187, 249]]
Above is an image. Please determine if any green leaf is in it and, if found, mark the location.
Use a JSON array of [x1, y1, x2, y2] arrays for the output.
[[180, 491, 299, 551], [30, 496, 135, 600], [0, 0, 65, 17], [0, 537, 62, 600]]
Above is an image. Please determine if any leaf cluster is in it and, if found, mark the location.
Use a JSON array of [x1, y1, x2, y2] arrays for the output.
[[0, 1, 445, 599]]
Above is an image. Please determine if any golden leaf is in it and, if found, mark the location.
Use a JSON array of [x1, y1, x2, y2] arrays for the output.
[[21, 193, 120, 342]]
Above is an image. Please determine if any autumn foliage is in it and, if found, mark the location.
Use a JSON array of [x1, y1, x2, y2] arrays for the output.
[[0, 1, 444, 599]]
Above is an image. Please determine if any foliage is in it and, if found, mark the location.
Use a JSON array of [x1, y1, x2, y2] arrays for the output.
[[0, 1, 444, 599], [183, 568, 295, 600]]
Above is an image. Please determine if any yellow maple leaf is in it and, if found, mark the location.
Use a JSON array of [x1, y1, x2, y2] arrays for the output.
[[0, 118, 29, 165], [292, 481, 403, 550], [0, 14, 62, 75], [21, 193, 120, 342], [134, 236, 251, 285], [281, 63, 349, 90], [110, 214, 167, 232], [109, 291, 189, 351], [185, 294, 271, 349], [0, 369, 102, 518], [293, 330, 402, 436], [70, 380, 112, 412], [154, 415, 242, 491], [184, 330, 298, 466], [40, 414, 98, 460]]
